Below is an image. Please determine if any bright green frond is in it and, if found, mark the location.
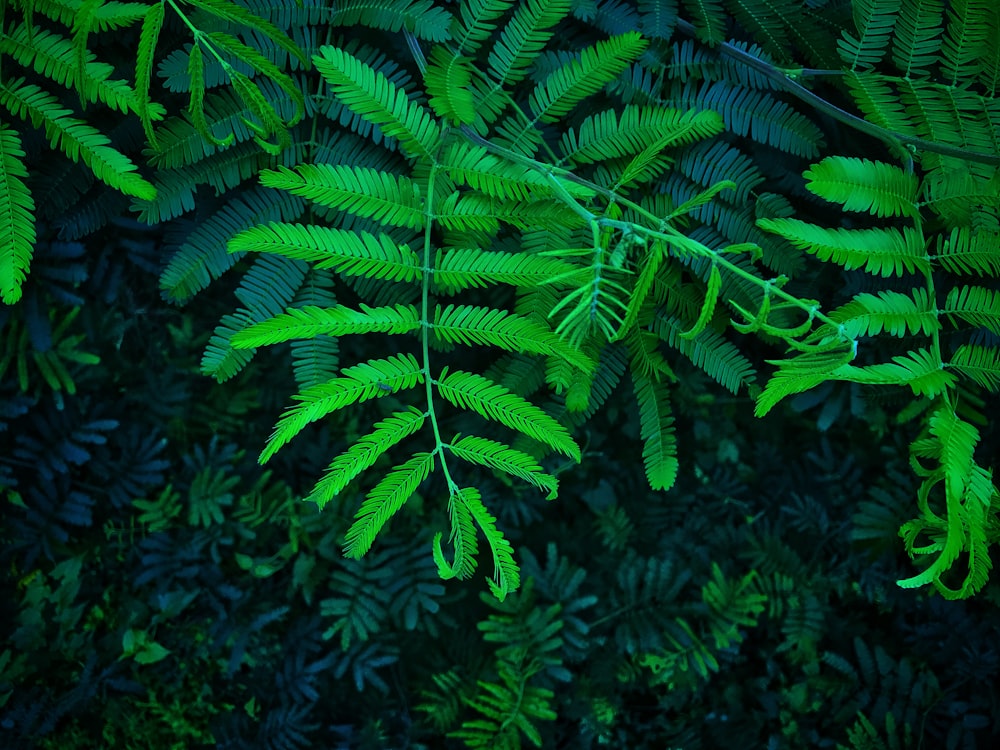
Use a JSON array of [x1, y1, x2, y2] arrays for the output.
[[307, 407, 427, 508], [461, 487, 520, 599], [424, 46, 477, 125], [228, 222, 423, 283], [343, 450, 435, 557], [933, 227, 1000, 276], [559, 106, 723, 165], [831, 288, 940, 337], [632, 369, 678, 491], [0, 79, 156, 200], [943, 285, 1000, 334], [432, 304, 594, 372], [448, 434, 558, 499], [437, 368, 580, 461], [3, 23, 141, 116], [948, 345, 1000, 391], [434, 487, 480, 581], [232, 304, 421, 347], [756, 219, 928, 277], [431, 246, 578, 293], [487, 0, 570, 88], [528, 32, 648, 124], [0, 126, 36, 305], [260, 353, 424, 463], [260, 164, 425, 229], [755, 346, 856, 417], [314, 45, 442, 161], [838, 0, 902, 71], [803, 156, 919, 219], [837, 347, 956, 398], [442, 142, 596, 202]]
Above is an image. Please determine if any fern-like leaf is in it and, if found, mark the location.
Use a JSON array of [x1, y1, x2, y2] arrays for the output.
[[838, 0, 902, 71], [487, 0, 571, 88], [313, 45, 442, 161], [228, 222, 423, 282], [448, 434, 559, 499], [432, 304, 594, 372], [232, 304, 421, 347], [260, 353, 425, 463], [631, 368, 678, 491], [307, 407, 427, 508], [424, 45, 477, 125], [756, 220, 928, 277], [803, 156, 919, 219], [343, 451, 435, 557], [0, 126, 36, 304], [528, 32, 648, 123], [463, 487, 520, 599], [436, 368, 580, 461], [0, 79, 156, 200], [260, 164, 425, 229], [831, 288, 940, 338]]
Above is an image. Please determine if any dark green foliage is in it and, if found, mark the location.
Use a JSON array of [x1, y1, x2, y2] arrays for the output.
[[3, 1, 1000, 749]]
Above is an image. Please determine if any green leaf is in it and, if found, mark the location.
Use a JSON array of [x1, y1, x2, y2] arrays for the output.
[[461, 487, 520, 599], [260, 164, 425, 229], [432, 304, 594, 372], [260, 353, 424, 463], [437, 368, 580, 461], [232, 304, 421, 347], [803, 156, 919, 219], [757, 218, 928, 277], [314, 45, 442, 161], [448, 434, 559, 499], [343, 451, 435, 557], [229, 222, 422, 283], [528, 32, 648, 123], [0, 79, 157, 200], [680, 263, 721, 339], [307, 407, 426, 508], [424, 45, 477, 125], [632, 369, 678, 491], [0, 126, 35, 305]]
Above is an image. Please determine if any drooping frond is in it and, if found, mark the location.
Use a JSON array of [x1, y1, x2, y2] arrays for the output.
[[0, 78, 156, 200], [343, 451, 435, 557], [631, 368, 678, 491], [0, 125, 36, 305]]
